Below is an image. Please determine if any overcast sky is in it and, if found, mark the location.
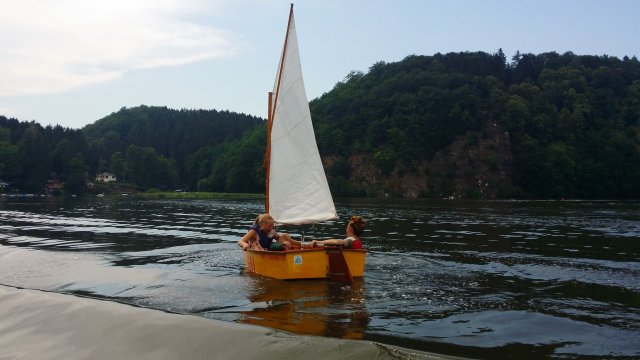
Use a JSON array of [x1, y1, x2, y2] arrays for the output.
[[1, 0, 639, 129]]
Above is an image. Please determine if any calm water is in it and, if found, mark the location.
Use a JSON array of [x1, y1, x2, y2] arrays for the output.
[[0, 196, 639, 359]]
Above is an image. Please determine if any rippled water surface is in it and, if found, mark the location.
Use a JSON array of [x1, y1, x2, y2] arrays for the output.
[[1, 197, 639, 359]]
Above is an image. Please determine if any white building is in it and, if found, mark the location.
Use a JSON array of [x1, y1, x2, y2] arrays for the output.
[[95, 172, 117, 183]]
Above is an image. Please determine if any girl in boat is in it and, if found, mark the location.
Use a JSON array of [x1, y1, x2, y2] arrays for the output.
[[311, 216, 366, 249], [237, 213, 302, 251]]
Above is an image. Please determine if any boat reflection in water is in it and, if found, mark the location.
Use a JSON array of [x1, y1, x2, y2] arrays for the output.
[[240, 275, 369, 340]]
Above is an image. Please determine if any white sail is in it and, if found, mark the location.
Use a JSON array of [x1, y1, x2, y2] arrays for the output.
[[267, 7, 337, 225]]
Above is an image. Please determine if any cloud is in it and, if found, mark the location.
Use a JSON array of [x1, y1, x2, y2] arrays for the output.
[[0, 0, 237, 96]]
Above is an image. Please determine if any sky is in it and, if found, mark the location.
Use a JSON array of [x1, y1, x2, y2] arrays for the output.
[[1, 0, 639, 129]]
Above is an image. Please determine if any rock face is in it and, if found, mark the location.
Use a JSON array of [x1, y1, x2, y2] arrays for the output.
[[428, 120, 513, 198], [326, 121, 513, 198]]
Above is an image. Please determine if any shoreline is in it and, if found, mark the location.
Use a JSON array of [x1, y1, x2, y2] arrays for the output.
[[129, 191, 264, 200]]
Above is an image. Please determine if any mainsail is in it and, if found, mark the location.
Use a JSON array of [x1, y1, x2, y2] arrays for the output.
[[266, 5, 337, 225]]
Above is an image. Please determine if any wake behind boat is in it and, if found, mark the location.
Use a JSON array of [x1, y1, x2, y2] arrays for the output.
[[242, 5, 367, 281]]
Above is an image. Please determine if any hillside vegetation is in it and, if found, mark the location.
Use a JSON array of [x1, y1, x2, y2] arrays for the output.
[[313, 50, 640, 198], [1, 50, 639, 199]]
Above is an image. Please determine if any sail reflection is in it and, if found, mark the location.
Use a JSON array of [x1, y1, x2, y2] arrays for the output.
[[240, 276, 369, 339]]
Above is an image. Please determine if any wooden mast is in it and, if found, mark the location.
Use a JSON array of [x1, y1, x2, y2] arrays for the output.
[[265, 3, 294, 214], [265, 91, 273, 213]]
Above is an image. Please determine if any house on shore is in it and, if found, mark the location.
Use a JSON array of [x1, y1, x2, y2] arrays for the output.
[[95, 172, 117, 183]]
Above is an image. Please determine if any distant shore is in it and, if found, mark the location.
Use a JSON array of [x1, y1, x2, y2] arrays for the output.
[[130, 191, 264, 200], [1, 191, 264, 201]]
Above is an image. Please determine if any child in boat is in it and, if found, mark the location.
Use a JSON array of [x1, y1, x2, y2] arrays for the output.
[[311, 216, 366, 249], [237, 213, 301, 251]]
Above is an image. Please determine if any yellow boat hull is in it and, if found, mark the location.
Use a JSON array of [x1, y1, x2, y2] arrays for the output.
[[243, 248, 366, 280]]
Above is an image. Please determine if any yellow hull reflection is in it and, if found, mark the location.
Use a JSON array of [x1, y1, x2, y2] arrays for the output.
[[240, 277, 368, 339], [243, 248, 367, 280]]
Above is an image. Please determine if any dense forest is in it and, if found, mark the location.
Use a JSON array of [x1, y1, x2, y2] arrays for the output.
[[1, 50, 639, 199], [312, 50, 640, 198], [0, 107, 262, 194]]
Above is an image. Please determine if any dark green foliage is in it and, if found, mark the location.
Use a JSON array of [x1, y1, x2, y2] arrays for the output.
[[82, 105, 262, 188], [373, 148, 396, 175], [197, 124, 266, 193], [1, 50, 639, 198], [0, 107, 261, 193], [110, 152, 125, 181], [0, 129, 19, 181], [311, 52, 507, 164], [310, 51, 640, 199], [17, 124, 51, 192], [65, 155, 88, 195], [123, 145, 179, 189]]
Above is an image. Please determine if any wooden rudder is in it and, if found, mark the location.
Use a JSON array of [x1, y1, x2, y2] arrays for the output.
[[325, 246, 353, 283]]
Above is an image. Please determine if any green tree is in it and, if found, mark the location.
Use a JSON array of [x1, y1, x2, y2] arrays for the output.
[[0, 140, 19, 180], [65, 155, 88, 195], [110, 152, 125, 180], [373, 148, 396, 175], [124, 145, 178, 189], [17, 125, 51, 192], [545, 143, 577, 198]]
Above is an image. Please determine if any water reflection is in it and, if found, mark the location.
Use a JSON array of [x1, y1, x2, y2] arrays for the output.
[[240, 276, 369, 339]]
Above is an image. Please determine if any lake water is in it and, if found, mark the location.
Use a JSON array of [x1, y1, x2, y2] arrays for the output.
[[0, 196, 639, 359]]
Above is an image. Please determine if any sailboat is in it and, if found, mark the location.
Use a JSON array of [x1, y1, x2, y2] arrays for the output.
[[242, 4, 367, 281]]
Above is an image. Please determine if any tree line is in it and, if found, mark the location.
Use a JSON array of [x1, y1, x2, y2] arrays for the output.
[[0, 106, 262, 194], [311, 50, 640, 198], [1, 51, 639, 198]]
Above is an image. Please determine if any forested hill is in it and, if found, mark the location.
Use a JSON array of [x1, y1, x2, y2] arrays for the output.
[[312, 51, 640, 198], [1, 51, 639, 199], [0, 106, 264, 194], [82, 106, 264, 192], [83, 106, 260, 160]]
